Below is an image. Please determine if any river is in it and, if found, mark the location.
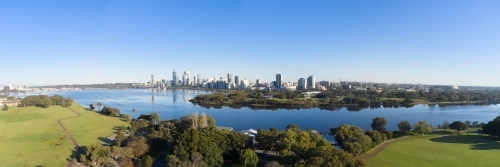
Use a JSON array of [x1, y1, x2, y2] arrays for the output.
[[7, 89, 500, 133]]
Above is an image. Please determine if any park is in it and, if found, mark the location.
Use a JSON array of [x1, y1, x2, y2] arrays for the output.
[[366, 132, 500, 167], [0, 103, 128, 167]]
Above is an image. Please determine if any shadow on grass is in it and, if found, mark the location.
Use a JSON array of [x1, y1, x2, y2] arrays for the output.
[[429, 135, 500, 150], [66, 146, 86, 163], [98, 136, 115, 146]]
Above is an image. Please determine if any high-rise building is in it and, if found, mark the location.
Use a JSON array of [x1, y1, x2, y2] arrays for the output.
[[298, 78, 307, 90], [228, 73, 233, 84], [182, 71, 190, 85], [182, 74, 187, 85], [197, 74, 201, 84], [307, 75, 315, 89], [151, 74, 154, 87], [256, 79, 260, 85], [275, 74, 282, 88], [235, 76, 239, 85], [172, 70, 177, 87], [186, 71, 191, 85], [193, 76, 197, 85]]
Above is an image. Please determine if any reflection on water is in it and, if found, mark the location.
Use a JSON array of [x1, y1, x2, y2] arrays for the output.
[[9, 89, 500, 133]]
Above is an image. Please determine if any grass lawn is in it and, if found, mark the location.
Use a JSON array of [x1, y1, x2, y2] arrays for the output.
[[368, 134, 500, 167], [0, 103, 128, 167], [63, 104, 129, 147]]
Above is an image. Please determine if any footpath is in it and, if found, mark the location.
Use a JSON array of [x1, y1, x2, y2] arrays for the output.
[[57, 107, 83, 167]]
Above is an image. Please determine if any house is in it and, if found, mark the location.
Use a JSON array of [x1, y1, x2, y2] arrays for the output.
[[1, 100, 20, 107]]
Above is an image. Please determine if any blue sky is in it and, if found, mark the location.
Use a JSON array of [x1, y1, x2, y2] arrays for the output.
[[1, 0, 499, 86]]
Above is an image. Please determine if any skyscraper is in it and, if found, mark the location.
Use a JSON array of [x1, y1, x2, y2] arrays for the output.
[[235, 76, 239, 85], [151, 74, 154, 87], [172, 70, 177, 87], [275, 74, 282, 88], [193, 76, 197, 85], [256, 79, 260, 85], [228, 73, 233, 84], [197, 74, 201, 84], [307, 75, 315, 89], [298, 78, 307, 90]]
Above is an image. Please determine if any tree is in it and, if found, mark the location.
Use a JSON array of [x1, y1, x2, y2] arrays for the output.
[[89, 104, 95, 111], [199, 112, 208, 128], [207, 116, 216, 127], [483, 115, 500, 137], [442, 120, 450, 132], [127, 137, 150, 158], [150, 112, 160, 125], [79, 144, 112, 167], [371, 117, 387, 132], [96, 102, 103, 111], [365, 130, 387, 146], [173, 129, 200, 160], [240, 148, 258, 167], [465, 120, 471, 127], [413, 120, 434, 136], [286, 123, 301, 134], [397, 120, 411, 134], [335, 125, 372, 155], [449, 121, 468, 134], [141, 155, 153, 167], [473, 121, 479, 128], [2, 104, 8, 111]]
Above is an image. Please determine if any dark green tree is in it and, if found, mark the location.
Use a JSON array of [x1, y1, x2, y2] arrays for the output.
[[397, 120, 412, 134], [465, 120, 471, 127], [371, 117, 387, 132], [449, 121, 468, 134]]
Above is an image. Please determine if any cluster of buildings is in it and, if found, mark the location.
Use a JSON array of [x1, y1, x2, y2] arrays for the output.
[[147, 71, 337, 91]]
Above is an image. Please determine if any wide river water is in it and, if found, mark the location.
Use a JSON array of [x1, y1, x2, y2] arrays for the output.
[[8, 89, 500, 133]]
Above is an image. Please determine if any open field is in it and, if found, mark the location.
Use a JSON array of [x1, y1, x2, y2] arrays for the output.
[[0, 104, 128, 167], [367, 134, 500, 167], [63, 104, 129, 146]]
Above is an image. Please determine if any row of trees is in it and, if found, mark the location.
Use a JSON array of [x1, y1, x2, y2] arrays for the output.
[[79, 111, 366, 167], [255, 124, 366, 166], [19, 94, 73, 108], [332, 117, 437, 156], [482, 115, 500, 137]]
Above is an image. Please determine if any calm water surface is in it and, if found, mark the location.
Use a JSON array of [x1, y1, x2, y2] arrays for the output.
[[11, 89, 500, 133]]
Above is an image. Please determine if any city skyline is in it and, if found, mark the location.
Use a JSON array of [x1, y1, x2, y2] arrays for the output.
[[1, 1, 500, 86]]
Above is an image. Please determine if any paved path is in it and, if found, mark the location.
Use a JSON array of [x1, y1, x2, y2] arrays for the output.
[[57, 107, 83, 167], [359, 135, 442, 160]]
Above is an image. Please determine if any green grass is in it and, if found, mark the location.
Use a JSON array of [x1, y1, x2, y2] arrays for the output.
[[63, 104, 129, 146], [0, 104, 128, 167], [368, 134, 500, 167]]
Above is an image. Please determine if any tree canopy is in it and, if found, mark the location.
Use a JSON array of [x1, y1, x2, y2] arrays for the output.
[[397, 120, 411, 134], [371, 117, 387, 132], [449, 121, 468, 134]]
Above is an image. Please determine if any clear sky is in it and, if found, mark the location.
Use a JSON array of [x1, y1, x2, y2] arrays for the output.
[[1, 0, 499, 87]]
